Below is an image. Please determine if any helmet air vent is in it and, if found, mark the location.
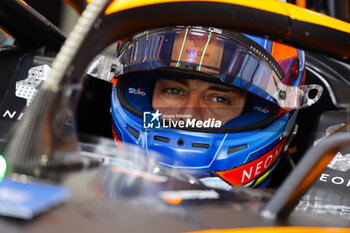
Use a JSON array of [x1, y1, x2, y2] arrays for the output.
[[228, 145, 248, 154], [154, 136, 170, 143], [192, 143, 210, 149], [126, 124, 139, 139]]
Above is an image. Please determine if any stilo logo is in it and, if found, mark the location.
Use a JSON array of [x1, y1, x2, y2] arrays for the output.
[[128, 87, 146, 96]]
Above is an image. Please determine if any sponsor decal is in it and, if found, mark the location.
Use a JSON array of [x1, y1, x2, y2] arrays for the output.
[[160, 189, 220, 205], [319, 172, 350, 187], [215, 139, 286, 186], [16, 65, 51, 107], [1, 65, 51, 122], [2, 110, 24, 120], [327, 152, 350, 172], [128, 87, 146, 96], [249, 45, 284, 80], [253, 105, 270, 113], [143, 110, 222, 129]]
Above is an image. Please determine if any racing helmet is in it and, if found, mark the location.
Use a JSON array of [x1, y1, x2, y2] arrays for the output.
[[110, 26, 322, 189]]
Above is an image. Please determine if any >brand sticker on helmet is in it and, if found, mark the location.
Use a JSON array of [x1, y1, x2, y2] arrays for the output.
[[128, 87, 146, 96], [215, 139, 286, 186], [253, 106, 270, 114]]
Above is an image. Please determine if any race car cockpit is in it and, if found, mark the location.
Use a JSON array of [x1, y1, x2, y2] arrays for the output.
[[0, 0, 349, 231]]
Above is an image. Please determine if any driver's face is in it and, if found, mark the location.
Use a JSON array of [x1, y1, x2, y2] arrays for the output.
[[152, 78, 247, 124]]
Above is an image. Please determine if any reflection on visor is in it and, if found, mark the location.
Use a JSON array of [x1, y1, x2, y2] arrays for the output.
[[114, 26, 322, 109]]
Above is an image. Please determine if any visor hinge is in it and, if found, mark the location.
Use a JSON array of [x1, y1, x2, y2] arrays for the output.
[[279, 90, 287, 100]]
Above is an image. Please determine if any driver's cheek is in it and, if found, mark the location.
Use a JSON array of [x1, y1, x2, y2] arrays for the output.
[[179, 93, 207, 121], [207, 98, 246, 125], [210, 108, 241, 125]]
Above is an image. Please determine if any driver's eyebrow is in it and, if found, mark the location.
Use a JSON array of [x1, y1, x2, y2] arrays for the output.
[[207, 85, 236, 93], [163, 79, 188, 86], [162, 79, 239, 93]]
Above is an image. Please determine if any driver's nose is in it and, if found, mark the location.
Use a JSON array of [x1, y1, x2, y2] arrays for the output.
[[180, 92, 206, 121]]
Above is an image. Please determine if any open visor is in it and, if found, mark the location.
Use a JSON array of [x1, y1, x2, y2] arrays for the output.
[[115, 26, 322, 109]]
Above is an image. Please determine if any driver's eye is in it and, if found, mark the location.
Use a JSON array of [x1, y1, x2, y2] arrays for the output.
[[166, 88, 182, 95], [212, 96, 228, 104]]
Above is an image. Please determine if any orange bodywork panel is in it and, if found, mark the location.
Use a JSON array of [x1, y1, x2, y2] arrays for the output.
[[98, 0, 350, 33], [187, 226, 350, 233]]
